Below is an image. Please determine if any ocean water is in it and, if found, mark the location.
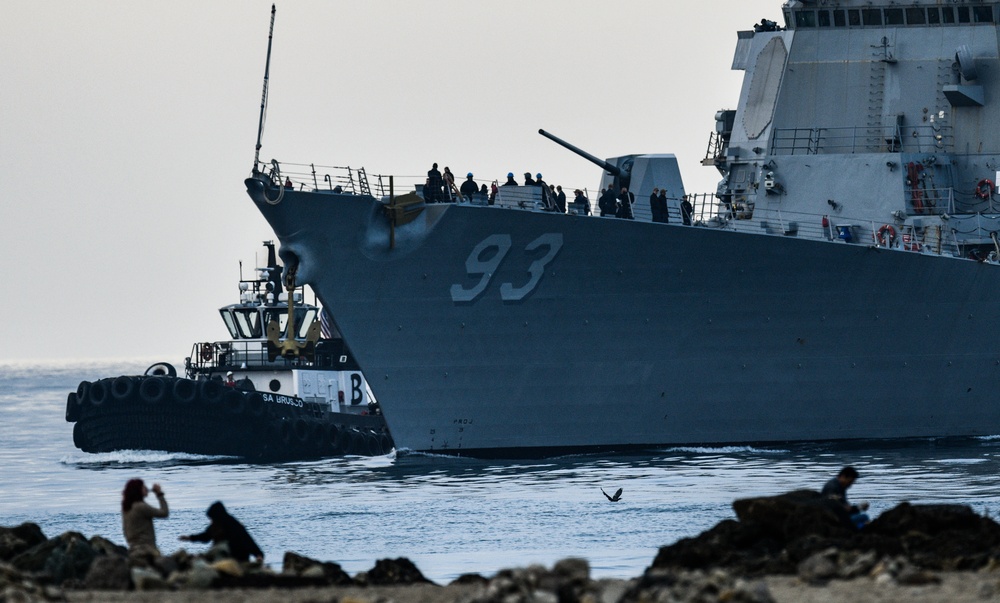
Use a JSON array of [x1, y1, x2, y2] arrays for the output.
[[3, 360, 1000, 583]]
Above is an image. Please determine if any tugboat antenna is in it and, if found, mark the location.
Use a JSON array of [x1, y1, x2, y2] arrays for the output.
[[253, 4, 276, 173]]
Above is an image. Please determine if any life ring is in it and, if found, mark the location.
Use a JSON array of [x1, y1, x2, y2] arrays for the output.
[[199, 342, 214, 362], [876, 224, 897, 247], [976, 179, 995, 200]]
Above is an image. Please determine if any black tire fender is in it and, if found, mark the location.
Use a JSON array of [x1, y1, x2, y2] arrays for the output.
[[65, 392, 80, 422], [89, 379, 109, 407], [139, 376, 168, 404], [173, 379, 197, 405], [111, 376, 135, 403]]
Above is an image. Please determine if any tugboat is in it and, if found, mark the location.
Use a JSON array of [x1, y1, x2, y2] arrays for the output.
[[65, 242, 393, 460]]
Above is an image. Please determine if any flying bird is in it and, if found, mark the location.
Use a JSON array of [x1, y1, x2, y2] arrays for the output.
[[601, 487, 623, 502]]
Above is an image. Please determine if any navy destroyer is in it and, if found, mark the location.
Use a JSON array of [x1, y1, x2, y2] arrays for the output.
[[246, 2, 1000, 456]]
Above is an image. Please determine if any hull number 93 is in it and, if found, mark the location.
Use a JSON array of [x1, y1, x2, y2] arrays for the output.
[[450, 233, 563, 303]]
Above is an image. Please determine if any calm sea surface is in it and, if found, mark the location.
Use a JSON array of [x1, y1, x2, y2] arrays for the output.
[[2, 360, 1000, 583]]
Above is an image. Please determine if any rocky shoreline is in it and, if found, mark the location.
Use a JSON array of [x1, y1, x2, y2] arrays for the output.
[[4, 492, 1000, 602]]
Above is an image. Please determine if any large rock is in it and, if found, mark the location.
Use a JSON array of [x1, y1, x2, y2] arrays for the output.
[[650, 492, 1000, 577], [11, 531, 95, 584], [0, 524, 46, 562], [83, 555, 130, 590], [365, 557, 432, 585], [281, 551, 352, 586]]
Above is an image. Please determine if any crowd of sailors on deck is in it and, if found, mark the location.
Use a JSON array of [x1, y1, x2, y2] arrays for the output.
[[423, 162, 694, 224]]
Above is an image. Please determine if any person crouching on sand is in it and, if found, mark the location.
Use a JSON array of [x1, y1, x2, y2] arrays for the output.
[[121, 478, 169, 560], [180, 501, 264, 563]]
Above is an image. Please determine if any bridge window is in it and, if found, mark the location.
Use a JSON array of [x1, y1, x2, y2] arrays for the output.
[[220, 310, 239, 339], [795, 10, 816, 28], [927, 8, 941, 25], [906, 8, 925, 25], [974, 6, 994, 23], [942, 7, 956, 23], [958, 7, 971, 23], [833, 10, 846, 26], [233, 309, 262, 339], [817, 10, 831, 27], [885, 8, 903, 25], [848, 10, 861, 26], [863, 9, 883, 26]]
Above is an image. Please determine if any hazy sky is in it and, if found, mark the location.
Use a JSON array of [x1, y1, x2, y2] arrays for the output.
[[2, 1, 775, 363]]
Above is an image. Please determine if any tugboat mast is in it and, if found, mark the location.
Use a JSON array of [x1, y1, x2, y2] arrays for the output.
[[253, 4, 276, 172]]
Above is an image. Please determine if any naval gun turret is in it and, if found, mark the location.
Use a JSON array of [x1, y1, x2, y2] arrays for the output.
[[538, 129, 686, 219], [538, 129, 632, 192]]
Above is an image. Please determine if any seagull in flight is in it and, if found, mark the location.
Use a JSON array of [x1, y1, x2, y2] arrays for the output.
[[601, 487, 623, 502]]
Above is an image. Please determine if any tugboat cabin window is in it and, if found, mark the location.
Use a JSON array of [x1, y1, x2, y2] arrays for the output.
[[262, 308, 316, 338], [233, 309, 262, 339], [220, 310, 239, 339]]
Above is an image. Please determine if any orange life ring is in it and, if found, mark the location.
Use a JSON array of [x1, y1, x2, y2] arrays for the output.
[[199, 342, 213, 362], [876, 224, 896, 247], [976, 179, 995, 200]]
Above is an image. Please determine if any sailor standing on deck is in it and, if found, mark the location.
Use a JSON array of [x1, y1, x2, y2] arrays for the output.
[[616, 187, 635, 219], [460, 173, 478, 202], [426, 163, 443, 203]]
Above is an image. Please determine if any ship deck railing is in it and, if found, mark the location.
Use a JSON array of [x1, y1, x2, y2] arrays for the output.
[[770, 124, 954, 155], [187, 339, 314, 375], [263, 161, 1000, 258]]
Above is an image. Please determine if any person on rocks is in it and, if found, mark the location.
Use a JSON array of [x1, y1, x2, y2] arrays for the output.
[[122, 479, 169, 558], [821, 466, 870, 528], [180, 501, 264, 563]]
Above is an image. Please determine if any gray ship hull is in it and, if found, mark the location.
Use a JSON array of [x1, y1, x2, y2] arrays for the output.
[[247, 186, 1000, 455]]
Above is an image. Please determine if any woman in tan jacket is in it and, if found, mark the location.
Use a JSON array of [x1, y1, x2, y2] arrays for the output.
[[121, 478, 168, 557]]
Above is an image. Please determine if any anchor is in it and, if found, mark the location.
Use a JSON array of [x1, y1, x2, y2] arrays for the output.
[[266, 264, 321, 361], [381, 176, 425, 249]]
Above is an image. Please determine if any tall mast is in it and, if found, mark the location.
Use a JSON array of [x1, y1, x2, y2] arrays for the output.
[[253, 4, 276, 173]]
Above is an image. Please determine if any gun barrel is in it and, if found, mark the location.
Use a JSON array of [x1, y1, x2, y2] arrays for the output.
[[538, 129, 620, 177]]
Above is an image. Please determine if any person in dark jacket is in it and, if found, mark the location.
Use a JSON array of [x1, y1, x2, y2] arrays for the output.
[[523, 172, 536, 186], [425, 163, 443, 203], [681, 195, 694, 225], [555, 185, 567, 213], [573, 189, 591, 215], [179, 501, 264, 562], [503, 172, 518, 186], [821, 466, 870, 529], [460, 173, 478, 202], [616, 187, 635, 219], [659, 189, 669, 223], [650, 188, 666, 223], [597, 187, 617, 216]]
